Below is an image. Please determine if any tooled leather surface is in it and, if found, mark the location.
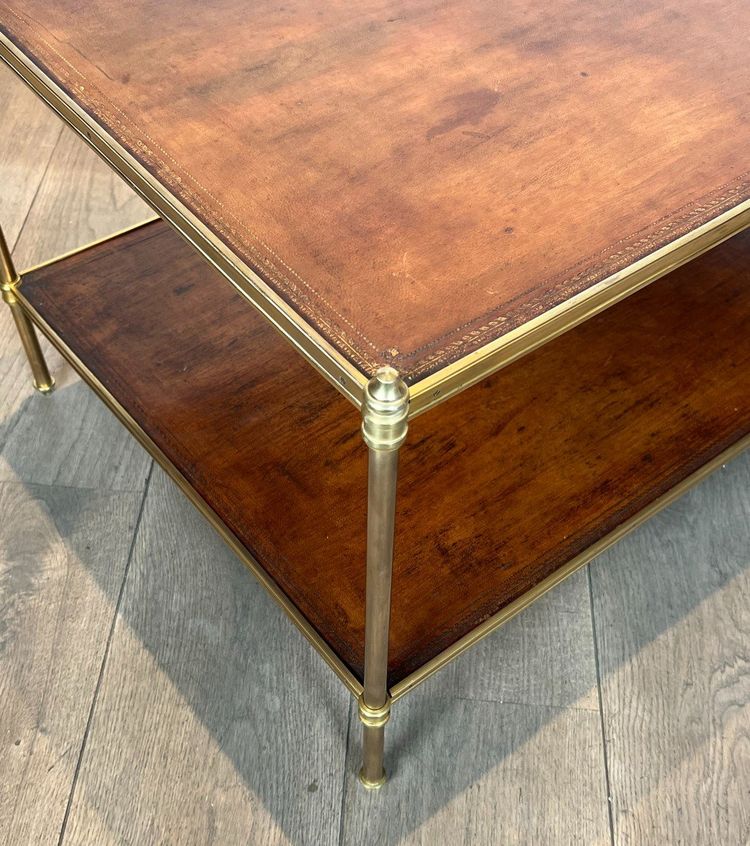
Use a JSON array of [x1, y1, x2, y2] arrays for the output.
[[3, 0, 749, 382]]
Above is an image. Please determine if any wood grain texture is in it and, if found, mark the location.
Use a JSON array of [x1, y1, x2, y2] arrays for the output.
[[2, 0, 749, 379], [21, 219, 750, 687], [590, 451, 750, 845], [20, 218, 750, 687], [342, 693, 610, 845], [0, 482, 141, 845], [61, 466, 349, 846], [0, 122, 153, 491]]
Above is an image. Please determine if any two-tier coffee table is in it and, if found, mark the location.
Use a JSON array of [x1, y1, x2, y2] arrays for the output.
[[2, 0, 749, 789]]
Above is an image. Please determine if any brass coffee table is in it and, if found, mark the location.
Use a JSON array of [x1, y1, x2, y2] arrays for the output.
[[2, 0, 749, 789]]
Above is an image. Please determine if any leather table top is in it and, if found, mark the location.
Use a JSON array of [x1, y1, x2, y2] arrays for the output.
[[2, 0, 749, 382]]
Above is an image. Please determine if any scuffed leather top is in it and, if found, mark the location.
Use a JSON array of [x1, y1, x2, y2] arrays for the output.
[[2, 0, 749, 381]]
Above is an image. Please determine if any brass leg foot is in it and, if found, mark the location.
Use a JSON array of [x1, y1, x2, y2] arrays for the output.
[[357, 694, 391, 790], [33, 377, 56, 395], [358, 765, 387, 790], [7, 298, 56, 394]]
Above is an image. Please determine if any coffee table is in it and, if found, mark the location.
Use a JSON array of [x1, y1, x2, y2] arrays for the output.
[[2, 0, 749, 789]]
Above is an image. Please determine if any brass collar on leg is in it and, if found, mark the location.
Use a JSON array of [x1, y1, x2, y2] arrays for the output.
[[358, 693, 392, 728], [1, 284, 18, 304]]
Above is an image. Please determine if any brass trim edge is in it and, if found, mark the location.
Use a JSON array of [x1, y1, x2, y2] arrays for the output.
[[0, 35, 368, 410], [389, 432, 750, 700], [13, 287, 364, 700], [408, 200, 750, 418]]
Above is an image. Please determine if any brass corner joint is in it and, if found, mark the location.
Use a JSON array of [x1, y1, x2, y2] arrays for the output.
[[358, 692, 392, 729]]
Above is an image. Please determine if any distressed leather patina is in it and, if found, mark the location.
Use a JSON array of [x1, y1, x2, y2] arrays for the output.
[[2, 0, 749, 379]]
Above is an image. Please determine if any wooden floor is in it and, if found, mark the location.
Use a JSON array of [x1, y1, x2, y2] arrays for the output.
[[1, 63, 748, 845]]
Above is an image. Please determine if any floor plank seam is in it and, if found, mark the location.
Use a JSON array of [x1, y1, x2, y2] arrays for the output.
[[0, 387, 30, 456], [5, 505, 78, 832], [0, 122, 60, 459], [586, 563, 617, 846], [425, 692, 600, 713], [0, 476, 151, 496], [336, 696, 353, 846], [56, 459, 154, 846], [8, 122, 64, 256]]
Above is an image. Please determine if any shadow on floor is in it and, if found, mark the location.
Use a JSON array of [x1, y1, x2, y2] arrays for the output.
[[2, 376, 749, 844]]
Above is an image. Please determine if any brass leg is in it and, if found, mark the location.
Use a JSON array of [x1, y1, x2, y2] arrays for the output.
[[1, 224, 55, 394], [358, 366, 409, 789]]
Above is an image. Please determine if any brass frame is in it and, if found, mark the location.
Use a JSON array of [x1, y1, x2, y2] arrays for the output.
[[15, 227, 750, 787], [5, 225, 748, 789], [3, 27, 750, 791], [2, 34, 749, 421]]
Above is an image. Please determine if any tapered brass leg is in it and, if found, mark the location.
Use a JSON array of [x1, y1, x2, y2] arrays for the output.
[[358, 366, 409, 789], [1, 224, 55, 394]]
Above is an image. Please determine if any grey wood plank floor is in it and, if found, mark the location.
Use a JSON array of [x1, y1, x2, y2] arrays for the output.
[[1, 64, 748, 845]]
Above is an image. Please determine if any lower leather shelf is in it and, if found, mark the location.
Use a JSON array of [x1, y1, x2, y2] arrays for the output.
[[18, 220, 750, 691]]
